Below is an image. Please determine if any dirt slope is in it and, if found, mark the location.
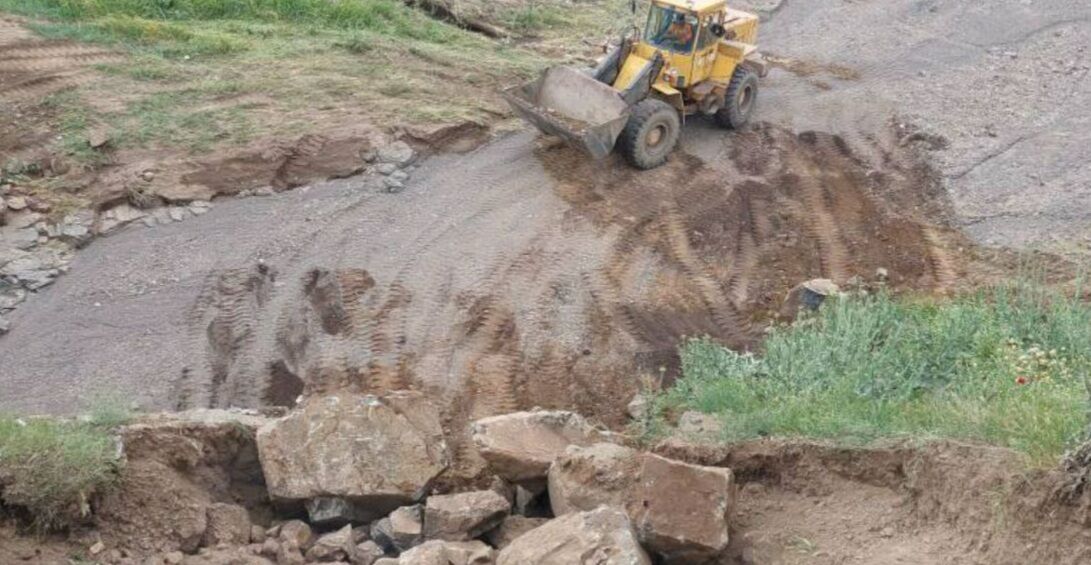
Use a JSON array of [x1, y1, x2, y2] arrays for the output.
[[0, 123, 963, 477]]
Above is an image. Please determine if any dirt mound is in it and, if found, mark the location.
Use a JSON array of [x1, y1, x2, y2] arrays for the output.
[[654, 438, 1091, 565], [170, 124, 967, 481]]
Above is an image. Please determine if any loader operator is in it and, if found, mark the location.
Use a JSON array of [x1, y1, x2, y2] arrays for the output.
[[666, 13, 695, 50]]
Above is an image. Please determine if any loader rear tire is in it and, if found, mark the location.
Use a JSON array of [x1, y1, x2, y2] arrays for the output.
[[620, 98, 680, 170], [715, 67, 758, 129]]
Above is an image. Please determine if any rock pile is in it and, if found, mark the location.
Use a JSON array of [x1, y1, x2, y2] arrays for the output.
[[82, 399, 738, 565]]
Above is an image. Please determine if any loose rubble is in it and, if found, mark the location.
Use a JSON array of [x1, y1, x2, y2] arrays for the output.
[[0, 396, 747, 564]]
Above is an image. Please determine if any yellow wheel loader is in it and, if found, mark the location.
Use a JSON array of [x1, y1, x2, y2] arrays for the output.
[[503, 0, 766, 169]]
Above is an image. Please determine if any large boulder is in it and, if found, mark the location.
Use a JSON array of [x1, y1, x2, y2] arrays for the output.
[[471, 411, 609, 486], [547, 445, 736, 563], [496, 506, 650, 565], [631, 453, 736, 563], [257, 392, 449, 519], [423, 490, 510, 541]]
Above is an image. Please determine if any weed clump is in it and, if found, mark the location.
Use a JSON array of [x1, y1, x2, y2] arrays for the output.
[[667, 282, 1091, 464], [0, 404, 127, 531]]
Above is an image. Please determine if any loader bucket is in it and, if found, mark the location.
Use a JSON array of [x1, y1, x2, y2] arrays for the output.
[[502, 66, 631, 160]]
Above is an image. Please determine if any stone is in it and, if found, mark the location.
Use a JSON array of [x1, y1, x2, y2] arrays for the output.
[[251, 525, 266, 544], [276, 544, 306, 565], [377, 141, 416, 167], [203, 503, 252, 547], [88, 128, 111, 149], [631, 453, 735, 563], [98, 203, 148, 234], [376, 163, 398, 175], [676, 411, 722, 440], [3, 227, 39, 250], [168, 207, 188, 222], [389, 170, 409, 182], [471, 410, 609, 485], [305, 525, 357, 562], [780, 278, 839, 318], [59, 223, 91, 246], [164, 551, 185, 564], [260, 538, 279, 558], [26, 197, 50, 213], [6, 211, 41, 229], [255, 187, 276, 197], [352, 541, 385, 565], [397, 540, 493, 565], [547, 446, 737, 563], [306, 496, 373, 527], [626, 394, 648, 420], [370, 504, 423, 553], [6, 196, 27, 211], [277, 520, 314, 550], [257, 392, 448, 518], [423, 490, 510, 541], [484, 516, 548, 549], [383, 177, 405, 193], [547, 443, 639, 517], [496, 506, 650, 565], [0, 286, 24, 309]]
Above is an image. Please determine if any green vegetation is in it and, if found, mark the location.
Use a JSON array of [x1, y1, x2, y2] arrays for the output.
[[665, 282, 1091, 464], [0, 402, 128, 531]]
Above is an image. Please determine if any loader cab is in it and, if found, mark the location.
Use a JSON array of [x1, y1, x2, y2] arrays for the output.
[[640, 0, 727, 89]]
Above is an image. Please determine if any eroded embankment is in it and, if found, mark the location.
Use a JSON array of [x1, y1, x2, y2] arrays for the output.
[[656, 438, 1091, 565], [174, 124, 969, 480]]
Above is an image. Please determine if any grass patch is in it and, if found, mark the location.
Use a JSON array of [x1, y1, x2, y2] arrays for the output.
[[666, 282, 1091, 465], [0, 402, 128, 531]]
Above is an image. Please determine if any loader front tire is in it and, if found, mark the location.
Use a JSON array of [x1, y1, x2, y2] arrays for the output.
[[715, 67, 758, 129], [620, 98, 680, 170]]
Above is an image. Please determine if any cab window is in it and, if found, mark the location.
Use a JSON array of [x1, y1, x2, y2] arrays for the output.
[[644, 4, 699, 52], [696, 13, 723, 51]]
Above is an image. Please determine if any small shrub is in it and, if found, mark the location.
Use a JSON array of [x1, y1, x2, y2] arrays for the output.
[[0, 416, 122, 531]]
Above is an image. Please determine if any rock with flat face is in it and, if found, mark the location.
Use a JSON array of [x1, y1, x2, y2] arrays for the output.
[[423, 490, 510, 541], [471, 411, 609, 484], [305, 524, 358, 562], [397, 540, 493, 565], [257, 392, 448, 518], [371, 504, 424, 553], [547, 443, 639, 517], [496, 506, 650, 565], [547, 446, 736, 563]]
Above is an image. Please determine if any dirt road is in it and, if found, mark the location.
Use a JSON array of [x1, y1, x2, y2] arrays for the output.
[[0, 0, 1087, 454]]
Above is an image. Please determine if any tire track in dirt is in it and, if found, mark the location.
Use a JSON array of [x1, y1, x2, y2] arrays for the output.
[[173, 124, 966, 482], [0, 19, 120, 103]]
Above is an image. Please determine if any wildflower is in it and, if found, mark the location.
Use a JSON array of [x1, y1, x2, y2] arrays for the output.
[[1015, 376, 1028, 385]]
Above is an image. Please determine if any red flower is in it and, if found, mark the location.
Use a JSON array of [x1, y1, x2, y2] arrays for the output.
[[1015, 376, 1028, 385]]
